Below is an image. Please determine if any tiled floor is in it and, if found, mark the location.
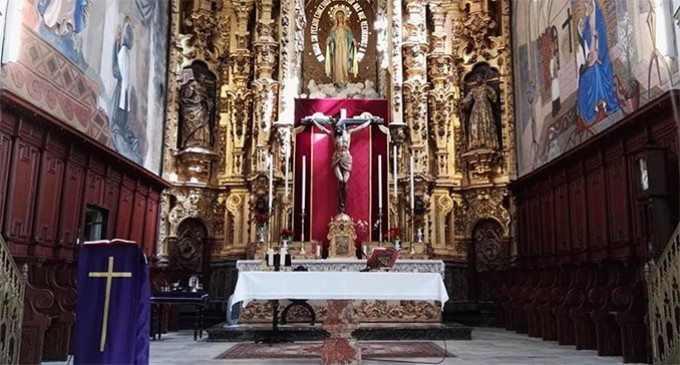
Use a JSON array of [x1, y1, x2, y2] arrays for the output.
[[44, 327, 627, 365], [151, 327, 627, 365]]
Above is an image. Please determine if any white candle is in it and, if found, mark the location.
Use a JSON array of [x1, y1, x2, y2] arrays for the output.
[[280, 247, 286, 266], [378, 155, 383, 209], [268, 155, 274, 213], [267, 248, 274, 266], [284, 152, 290, 200], [410, 154, 415, 212], [393, 145, 397, 200], [301, 155, 307, 211]]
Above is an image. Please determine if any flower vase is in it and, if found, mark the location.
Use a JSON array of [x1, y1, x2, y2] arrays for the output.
[[416, 227, 423, 243], [393, 238, 401, 251], [257, 224, 267, 243]]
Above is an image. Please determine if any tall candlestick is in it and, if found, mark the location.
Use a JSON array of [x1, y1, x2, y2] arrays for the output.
[[410, 154, 415, 212], [393, 145, 398, 200], [378, 155, 383, 209], [301, 155, 307, 210], [268, 155, 274, 214]]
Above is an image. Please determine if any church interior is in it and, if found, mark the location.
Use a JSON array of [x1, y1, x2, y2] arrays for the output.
[[1, 0, 680, 364]]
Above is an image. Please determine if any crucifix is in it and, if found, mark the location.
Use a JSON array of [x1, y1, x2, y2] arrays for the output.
[[88, 256, 132, 352], [302, 109, 383, 214], [562, 8, 573, 53]]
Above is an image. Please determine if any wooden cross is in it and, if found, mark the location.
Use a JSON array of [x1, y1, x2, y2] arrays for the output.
[[88, 256, 132, 352], [301, 109, 383, 128], [562, 8, 573, 53]]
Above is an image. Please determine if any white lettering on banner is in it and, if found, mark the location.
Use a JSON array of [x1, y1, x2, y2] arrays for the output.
[[309, 0, 369, 64]]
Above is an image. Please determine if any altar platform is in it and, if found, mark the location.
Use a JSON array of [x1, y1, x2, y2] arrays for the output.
[[206, 322, 472, 342]]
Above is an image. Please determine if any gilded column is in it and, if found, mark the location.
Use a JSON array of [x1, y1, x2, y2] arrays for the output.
[[427, 1, 456, 255], [219, 0, 255, 257], [402, 0, 430, 243], [250, 0, 279, 175]]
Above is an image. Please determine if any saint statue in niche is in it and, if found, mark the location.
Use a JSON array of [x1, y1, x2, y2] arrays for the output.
[[462, 74, 500, 151], [179, 74, 213, 149], [325, 8, 358, 86]]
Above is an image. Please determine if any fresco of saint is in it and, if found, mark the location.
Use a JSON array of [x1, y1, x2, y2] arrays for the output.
[[325, 9, 358, 86], [576, 0, 619, 124], [111, 16, 142, 164]]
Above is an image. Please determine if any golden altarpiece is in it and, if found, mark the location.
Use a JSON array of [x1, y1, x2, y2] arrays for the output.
[[157, 0, 516, 322]]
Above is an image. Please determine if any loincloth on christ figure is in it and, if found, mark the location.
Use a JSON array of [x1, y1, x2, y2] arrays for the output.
[[332, 151, 352, 174]]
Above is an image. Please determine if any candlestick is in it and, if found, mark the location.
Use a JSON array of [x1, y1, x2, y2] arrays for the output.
[[410, 154, 415, 212], [378, 155, 383, 209], [301, 155, 306, 211], [393, 145, 397, 200]]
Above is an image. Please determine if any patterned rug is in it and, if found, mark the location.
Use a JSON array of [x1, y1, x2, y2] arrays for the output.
[[216, 341, 452, 359]]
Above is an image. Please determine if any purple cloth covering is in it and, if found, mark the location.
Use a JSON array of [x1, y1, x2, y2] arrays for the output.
[[74, 243, 150, 365]]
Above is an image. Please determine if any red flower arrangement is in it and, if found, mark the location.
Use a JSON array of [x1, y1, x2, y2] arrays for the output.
[[253, 214, 269, 227], [383, 227, 404, 241], [280, 228, 293, 241]]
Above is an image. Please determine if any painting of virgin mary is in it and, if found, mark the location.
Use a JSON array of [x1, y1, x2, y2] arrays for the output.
[[576, 0, 619, 124]]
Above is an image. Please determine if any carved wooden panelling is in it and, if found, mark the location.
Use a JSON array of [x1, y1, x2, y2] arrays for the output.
[[35, 151, 65, 247], [130, 192, 147, 244], [143, 194, 159, 256], [554, 182, 570, 254], [59, 162, 85, 249], [6, 141, 41, 247], [585, 167, 606, 253], [605, 159, 629, 244], [0, 132, 12, 228], [115, 187, 134, 239], [84, 171, 104, 207], [568, 177, 587, 253]]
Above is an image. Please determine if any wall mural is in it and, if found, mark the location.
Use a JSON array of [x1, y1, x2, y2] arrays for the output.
[[513, 0, 678, 176], [1, 0, 169, 174]]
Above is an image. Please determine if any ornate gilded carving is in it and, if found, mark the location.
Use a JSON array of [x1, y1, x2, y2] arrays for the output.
[[175, 0, 227, 72], [328, 214, 357, 258], [239, 299, 442, 323], [460, 187, 509, 239], [166, 187, 226, 243]]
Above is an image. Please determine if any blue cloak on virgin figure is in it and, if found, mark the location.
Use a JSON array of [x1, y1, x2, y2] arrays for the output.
[[577, 0, 619, 124]]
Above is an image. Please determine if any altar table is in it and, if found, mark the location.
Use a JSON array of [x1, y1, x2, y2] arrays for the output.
[[231, 271, 448, 365], [235, 259, 446, 324]]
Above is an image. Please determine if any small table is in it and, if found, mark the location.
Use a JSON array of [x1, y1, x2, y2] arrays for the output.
[[150, 291, 209, 341], [231, 271, 448, 365]]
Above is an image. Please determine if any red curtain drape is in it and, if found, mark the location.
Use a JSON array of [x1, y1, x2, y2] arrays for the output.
[[293, 99, 389, 255]]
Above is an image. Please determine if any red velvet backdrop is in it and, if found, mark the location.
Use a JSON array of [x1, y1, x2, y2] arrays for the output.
[[293, 99, 389, 252]]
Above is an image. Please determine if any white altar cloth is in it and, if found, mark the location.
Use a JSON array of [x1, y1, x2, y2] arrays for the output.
[[231, 272, 449, 309]]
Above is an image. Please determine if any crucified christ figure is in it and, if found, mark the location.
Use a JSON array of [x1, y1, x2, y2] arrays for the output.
[[303, 110, 382, 214]]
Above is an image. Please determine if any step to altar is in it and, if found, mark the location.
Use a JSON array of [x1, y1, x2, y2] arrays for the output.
[[206, 322, 472, 342]]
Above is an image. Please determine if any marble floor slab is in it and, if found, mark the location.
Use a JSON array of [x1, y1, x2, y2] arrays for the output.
[[43, 327, 627, 365]]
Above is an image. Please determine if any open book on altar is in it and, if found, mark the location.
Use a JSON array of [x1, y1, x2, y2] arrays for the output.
[[83, 239, 137, 245], [366, 247, 399, 270]]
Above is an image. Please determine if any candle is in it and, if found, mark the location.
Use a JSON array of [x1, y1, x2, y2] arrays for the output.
[[280, 247, 286, 266], [267, 248, 274, 266], [362, 243, 368, 257], [301, 155, 307, 211], [268, 154, 274, 213], [284, 151, 290, 200], [410, 154, 415, 212], [393, 145, 397, 200], [378, 155, 382, 209]]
